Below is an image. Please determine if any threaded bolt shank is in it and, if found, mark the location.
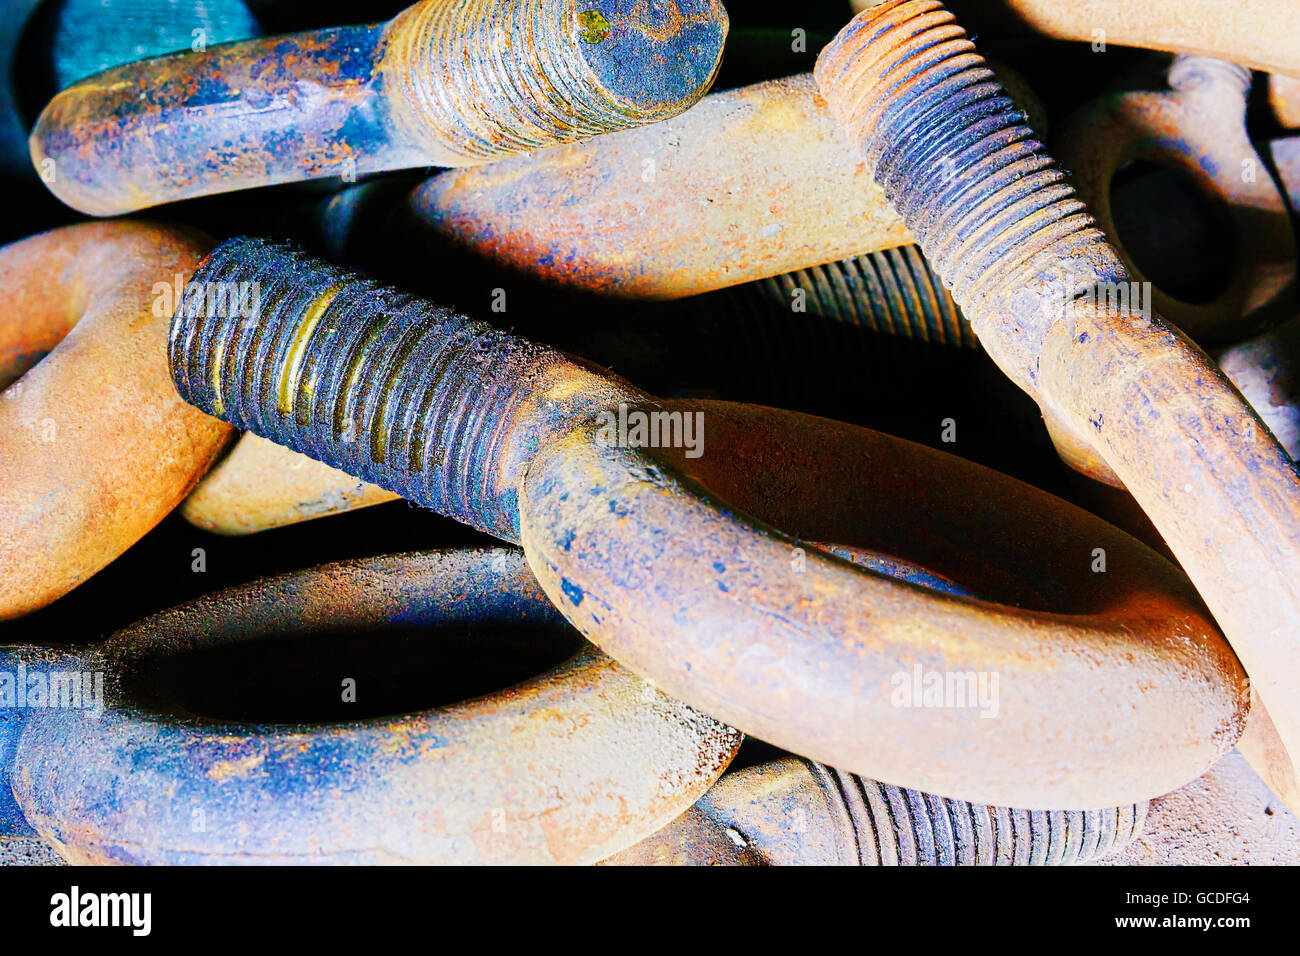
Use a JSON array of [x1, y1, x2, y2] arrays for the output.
[[169, 238, 631, 540], [752, 244, 975, 348], [815, 0, 1124, 393], [817, 764, 1145, 865], [816, 0, 1300, 813], [381, 0, 729, 162]]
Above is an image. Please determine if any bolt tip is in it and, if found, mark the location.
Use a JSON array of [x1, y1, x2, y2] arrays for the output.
[[578, 0, 728, 116]]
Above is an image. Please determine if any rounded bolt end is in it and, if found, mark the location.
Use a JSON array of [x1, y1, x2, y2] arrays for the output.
[[29, 104, 128, 218], [384, 0, 729, 163], [576, 0, 729, 118]]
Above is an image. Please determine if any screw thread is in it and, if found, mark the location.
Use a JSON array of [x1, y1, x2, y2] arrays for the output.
[[168, 238, 563, 541], [818, 765, 1145, 866], [579, 289, 936, 415], [751, 245, 975, 348], [815, 0, 1119, 326], [383, 0, 724, 162]]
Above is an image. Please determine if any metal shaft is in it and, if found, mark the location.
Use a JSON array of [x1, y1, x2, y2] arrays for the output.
[[169, 237, 636, 542], [851, 0, 1300, 76], [817, 0, 1300, 813], [169, 239, 1249, 810], [30, 0, 728, 215]]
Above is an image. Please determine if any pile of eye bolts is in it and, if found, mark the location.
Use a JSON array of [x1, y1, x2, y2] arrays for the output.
[[0, 0, 1298, 866]]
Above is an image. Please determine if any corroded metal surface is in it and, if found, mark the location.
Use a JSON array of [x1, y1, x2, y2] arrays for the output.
[[3, 0, 1294, 873], [1054, 55, 1296, 347], [0, 646, 77, 838], [1217, 314, 1300, 462], [604, 758, 1147, 866], [817, 0, 1300, 815], [1214, 315, 1300, 813], [1236, 698, 1300, 819], [381, 0, 727, 160], [0, 221, 233, 620], [1045, 121, 1300, 509], [852, 0, 1300, 75], [178, 241, 974, 536], [398, 57, 1047, 304], [30, 0, 728, 216], [181, 433, 400, 534], [32, 24, 392, 216], [4, 549, 742, 864], [402, 74, 914, 300], [1104, 750, 1300, 865], [0, 836, 65, 866], [170, 237, 639, 544], [522, 398, 1245, 808], [750, 244, 975, 348], [169, 237, 1248, 808]]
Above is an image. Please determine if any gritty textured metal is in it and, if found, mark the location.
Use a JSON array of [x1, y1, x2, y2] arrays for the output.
[[169, 236, 636, 543], [177, 241, 973, 539], [817, 1, 1113, 391], [29, 0, 728, 216], [817, 0, 1300, 816], [181, 433, 401, 535], [397, 60, 1050, 304], [751, 244, 975, 348], [403, 74, 914, 300], [169, 238, 1249, 809], [1054, 55, 1296, 347], [606, 758, 1146, 866], [382, 0, 728, 161], [851, 0, 1300, 75], [0, 837, 66, 866], [176, 239, 974, 539], [823, 765, 1145, 866], [5, 549, 742, 865], [0, 221, 233, 620], [1104, 750, 1300, 865]]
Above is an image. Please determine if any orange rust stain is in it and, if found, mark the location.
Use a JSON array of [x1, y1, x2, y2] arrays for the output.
[[206, 752, 266, 781]]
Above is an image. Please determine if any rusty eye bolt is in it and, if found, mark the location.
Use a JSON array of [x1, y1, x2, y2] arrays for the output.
[[168, 236, 1249, 810], [28, 0, 728, 216], [815, 0, 1300, 812], [2, 549, 741, 865]]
